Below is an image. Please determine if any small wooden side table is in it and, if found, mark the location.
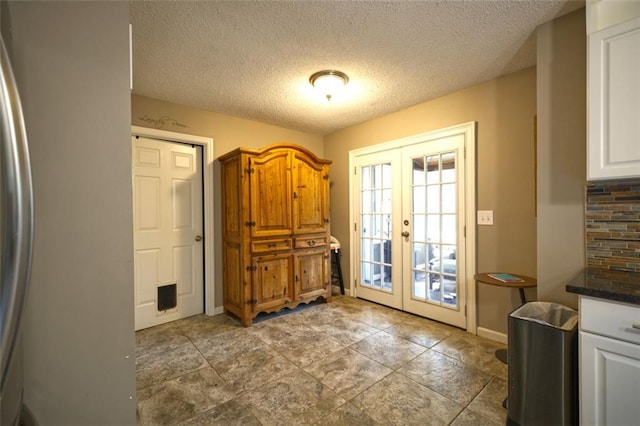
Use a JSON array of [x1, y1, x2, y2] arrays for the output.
[[474, 273, 537, 306], [474, 272, 537, 363]]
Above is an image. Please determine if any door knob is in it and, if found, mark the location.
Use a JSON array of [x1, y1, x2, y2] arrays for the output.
[[401, 231, 410, 237], [195, 235, 203, 242]]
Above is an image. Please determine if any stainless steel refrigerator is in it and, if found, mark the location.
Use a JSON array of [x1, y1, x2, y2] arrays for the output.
[[0, 33, 34, 426]]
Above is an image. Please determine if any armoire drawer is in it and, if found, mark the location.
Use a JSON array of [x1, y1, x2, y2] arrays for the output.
[[251, 238, 292, 253], [295, 236, 328, 249]]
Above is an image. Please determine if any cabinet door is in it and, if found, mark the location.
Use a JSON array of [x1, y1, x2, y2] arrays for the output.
[[580, 331, 640, 425], [588, 17, 640, 180], [292, 151, 330, 235], [294, 248, 329, 300], [252, 254, 294, 312], [250, 150, 292, 237]]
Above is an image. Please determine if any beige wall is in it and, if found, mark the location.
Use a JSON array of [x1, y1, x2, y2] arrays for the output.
[[536, 8, 586, 310], [132, 95, 324, 158], [8, 2, 136, 423], [324, 67, 538, 334], [131, 95, 324, 307]]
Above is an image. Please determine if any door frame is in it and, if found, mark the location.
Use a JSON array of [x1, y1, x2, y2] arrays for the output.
[[348, 121, 477, 334], [131, 125, 217, 316]]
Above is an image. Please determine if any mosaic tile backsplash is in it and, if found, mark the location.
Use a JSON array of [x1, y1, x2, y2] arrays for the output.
[[586, 180, 640, 272]]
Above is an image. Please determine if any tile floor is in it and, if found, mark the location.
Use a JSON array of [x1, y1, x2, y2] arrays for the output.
[[136, 295, 508, 425]]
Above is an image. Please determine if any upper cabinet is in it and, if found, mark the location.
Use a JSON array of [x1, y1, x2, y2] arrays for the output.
[[587, 1, 640, 180]]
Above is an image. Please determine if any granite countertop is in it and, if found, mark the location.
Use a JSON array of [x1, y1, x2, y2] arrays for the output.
[[566, 268, 640, 305]]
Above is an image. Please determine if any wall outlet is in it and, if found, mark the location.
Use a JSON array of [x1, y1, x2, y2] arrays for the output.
[[477, 210, 494, 225]]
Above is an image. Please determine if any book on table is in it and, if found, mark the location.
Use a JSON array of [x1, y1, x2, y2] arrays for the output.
[[488, 273, 525, 283]]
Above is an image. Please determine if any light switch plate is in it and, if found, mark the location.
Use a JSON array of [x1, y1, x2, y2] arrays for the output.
[[477, 210, 494, 225]]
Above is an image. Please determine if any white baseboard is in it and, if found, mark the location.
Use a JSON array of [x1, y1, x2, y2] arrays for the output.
[[477, 327, 508, 344]]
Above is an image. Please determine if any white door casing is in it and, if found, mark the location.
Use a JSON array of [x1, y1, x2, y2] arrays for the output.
[[131, 126, 215, 331], [349, 122, 476, 332]]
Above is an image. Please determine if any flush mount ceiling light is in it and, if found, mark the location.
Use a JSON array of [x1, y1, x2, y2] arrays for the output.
[[309, 70, 349, 101]]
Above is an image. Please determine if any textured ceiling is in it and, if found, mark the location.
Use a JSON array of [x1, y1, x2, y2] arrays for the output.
[[130, 0, 584, 135]]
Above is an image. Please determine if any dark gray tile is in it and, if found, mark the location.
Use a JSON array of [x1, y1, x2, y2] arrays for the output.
[[178, 399, 261, 426], [137, 367, 235, 425], [246, 318, 316, 345], [466, 377, 508, 425], [173, 313, 240, 341], [303, 348, 392, 401], [237, 369, 345, 426], [135, 322, 190, 357], [210, 347, 296, 394], [451, 408, 501, 426], [313, 402, 378, 426], [192, 327, 269, 364], [352, 372, 464, 425], [308, 317, 380, 345], [385, 314, 461, 348], [398, 350, 492, 405], [270, 330, 346, 367], [350, 331, 426, 369], [136, 342, 209, 390], [431, 332, 508, 379]]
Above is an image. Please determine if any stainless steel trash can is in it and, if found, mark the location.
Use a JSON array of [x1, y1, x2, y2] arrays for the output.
[[507, 302, 579, 426]]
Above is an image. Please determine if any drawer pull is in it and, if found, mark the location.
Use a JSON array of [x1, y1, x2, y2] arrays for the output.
[[308, 240, 316, 246], [632, 324, 640, 330]]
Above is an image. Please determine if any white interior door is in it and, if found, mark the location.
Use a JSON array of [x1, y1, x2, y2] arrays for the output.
[[133, 136, 204, 330], [352, 126, 471, 329]]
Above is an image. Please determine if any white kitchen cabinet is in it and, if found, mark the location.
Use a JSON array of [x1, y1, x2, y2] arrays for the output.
[[587, 16, 640, 180], [579, 296, 640, 425]]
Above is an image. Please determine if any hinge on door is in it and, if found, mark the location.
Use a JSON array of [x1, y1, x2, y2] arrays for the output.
[[246, 265, 257, 271], [354, 166, 357, 175], [323, 174, 329, 180], [246, 299, 257, 306], [463, 225, 466, 238], [244, 167, 254, 174], [323, 218, 330, 223], [245, 221, 256, 227], [465, 305, 467, 316], [354, 223, 357, 232]]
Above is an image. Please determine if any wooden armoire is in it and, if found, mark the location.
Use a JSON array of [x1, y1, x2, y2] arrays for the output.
[[219, 143, 332, 326]]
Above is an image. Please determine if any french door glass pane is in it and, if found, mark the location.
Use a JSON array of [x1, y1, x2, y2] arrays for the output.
[[360, 163, 392, 292], [410, 151, 458, 308]]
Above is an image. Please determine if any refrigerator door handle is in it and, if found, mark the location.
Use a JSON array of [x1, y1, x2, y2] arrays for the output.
[[0, 35, 34, 393]]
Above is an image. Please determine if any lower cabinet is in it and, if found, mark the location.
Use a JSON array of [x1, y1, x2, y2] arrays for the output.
[[579, 296, 640, 425], [294, 249, 330, 301], [252, 253, 294, 313], [243, 245, 330, 326]]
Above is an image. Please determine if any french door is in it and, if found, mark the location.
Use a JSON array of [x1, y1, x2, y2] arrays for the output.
[[351, 124, 474, 329]]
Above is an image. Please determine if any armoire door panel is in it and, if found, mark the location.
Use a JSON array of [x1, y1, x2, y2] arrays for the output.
[[295, 249, 329, 300], [253, 254, 293, 311], [249, 151, 292, 237], [292, 152, 329, 235]]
